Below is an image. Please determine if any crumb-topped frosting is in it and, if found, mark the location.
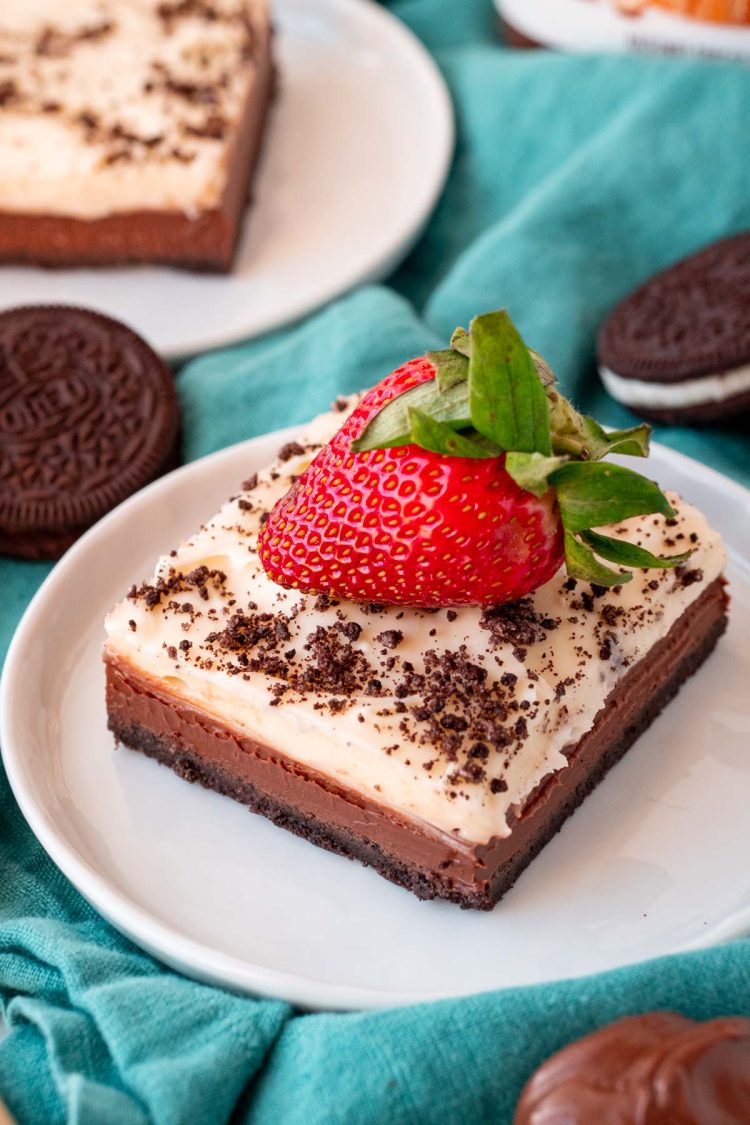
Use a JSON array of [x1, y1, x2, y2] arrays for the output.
[[105, 399, 727, 845], [0, 0, 269, 218]]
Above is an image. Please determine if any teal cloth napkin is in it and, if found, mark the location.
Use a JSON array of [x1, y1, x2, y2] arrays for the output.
[[2, 2, 750, 1121]]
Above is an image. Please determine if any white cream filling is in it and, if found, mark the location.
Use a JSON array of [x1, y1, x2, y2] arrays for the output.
[[0, 0, 268, 218], [105, 402, 727, 846], [600, 363, 750, 410]]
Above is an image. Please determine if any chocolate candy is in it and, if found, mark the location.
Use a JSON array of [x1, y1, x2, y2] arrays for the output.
[[515, 1011, 750, 1124], [0, 305, 180, 559]]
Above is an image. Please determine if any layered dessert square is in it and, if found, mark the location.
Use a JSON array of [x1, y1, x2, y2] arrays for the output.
[[104, 399, 728, 909], [0, 0, 273, 271]]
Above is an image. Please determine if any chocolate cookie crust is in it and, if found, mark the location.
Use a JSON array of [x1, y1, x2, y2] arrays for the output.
[[0, 305, 179, 559], [598, 232, 750, 383]]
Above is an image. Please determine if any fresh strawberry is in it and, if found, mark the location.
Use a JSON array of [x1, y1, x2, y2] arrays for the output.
[[259, 359, 563, 606], [259, 311, 687, 608]]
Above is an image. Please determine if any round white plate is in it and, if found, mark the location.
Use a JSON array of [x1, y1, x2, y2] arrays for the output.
[[0, 0, 453, 360], [2, 436, 750, 1011]]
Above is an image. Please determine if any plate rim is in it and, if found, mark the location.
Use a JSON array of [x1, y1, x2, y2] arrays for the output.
[[0, 0, 455, 362], [2, 434, 750, 1011]]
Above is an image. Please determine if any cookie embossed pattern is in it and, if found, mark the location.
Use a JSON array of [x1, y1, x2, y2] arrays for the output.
[[0, 306, 180, 559]]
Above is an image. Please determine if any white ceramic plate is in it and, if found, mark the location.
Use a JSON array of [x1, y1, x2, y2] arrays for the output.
[[0, 0, 453, 360], [2, 435, 750, 1011]]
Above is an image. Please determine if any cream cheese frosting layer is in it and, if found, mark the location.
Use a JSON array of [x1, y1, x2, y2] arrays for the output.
[[0, 0, 269, 218], [105, 401, 727, 846], [600, 363, 750, 410]]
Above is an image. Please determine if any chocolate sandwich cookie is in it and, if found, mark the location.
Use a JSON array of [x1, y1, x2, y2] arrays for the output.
[[514, 1012, 750, 1124], [597, 232, 750, 424], [0, 305, 180, 560]]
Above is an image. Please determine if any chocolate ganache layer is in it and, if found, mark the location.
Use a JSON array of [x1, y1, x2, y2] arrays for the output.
[[106, 578, 727, 910]]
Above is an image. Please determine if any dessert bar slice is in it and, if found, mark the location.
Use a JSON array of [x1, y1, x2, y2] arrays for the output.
[[0, 0, 273, 271], [105, 397, 727, 909]]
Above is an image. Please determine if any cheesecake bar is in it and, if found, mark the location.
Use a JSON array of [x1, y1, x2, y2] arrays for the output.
[[0, 0, 273, 271], [104, 401, 728, 909]]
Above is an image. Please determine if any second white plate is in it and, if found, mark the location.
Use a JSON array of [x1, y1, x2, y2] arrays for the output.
[[0, 0, 453, 359], [498, 0, 750, 61], [2, 435, 750, 1011]]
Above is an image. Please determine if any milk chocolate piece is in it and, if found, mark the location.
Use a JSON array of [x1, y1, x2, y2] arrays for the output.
[[514, 1012, 750, 1124]]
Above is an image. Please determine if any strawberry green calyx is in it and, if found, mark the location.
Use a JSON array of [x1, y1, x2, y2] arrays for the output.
[[351, 310, 689, 587]]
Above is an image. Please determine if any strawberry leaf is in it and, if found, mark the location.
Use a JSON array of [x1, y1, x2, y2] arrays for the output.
[[427, 348, 469, 393], [450, 326, 472, 358], [594, 424, 651, 458], [563, 531, 631, 587], [468, 311, 552, 456], [547, 389, 651, 461], [448, 330, 556, 388], [352, 380, 471, 452], [351, 310, 683, 586], [550, 461, 675, 533], [408, 408, 500, 458], [505, 452, 569, 497], [580, 529, 690, 569], [529, 349, 557, 387]]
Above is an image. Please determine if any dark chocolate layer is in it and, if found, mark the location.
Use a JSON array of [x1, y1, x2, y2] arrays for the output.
[[0, 33, 274, 273], [105, 579, 728, 909]]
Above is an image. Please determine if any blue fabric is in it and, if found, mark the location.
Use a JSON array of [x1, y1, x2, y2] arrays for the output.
[[1, 3, 749, 1122]]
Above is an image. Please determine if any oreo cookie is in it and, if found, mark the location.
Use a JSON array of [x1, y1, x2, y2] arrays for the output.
[[597, 232, 750, 424], [0, 305, 180, 559]]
